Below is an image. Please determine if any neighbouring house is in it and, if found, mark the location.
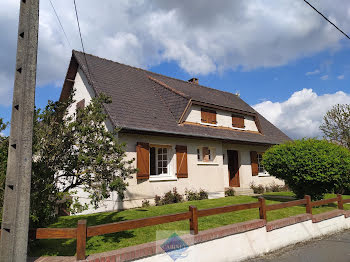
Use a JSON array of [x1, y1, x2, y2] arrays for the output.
[[60, 50, 290, 214]]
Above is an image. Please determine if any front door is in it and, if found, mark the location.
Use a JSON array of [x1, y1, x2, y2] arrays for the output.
[[228, 150, 240, 187]]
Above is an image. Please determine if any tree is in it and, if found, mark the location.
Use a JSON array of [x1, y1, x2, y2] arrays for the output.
[[320, 104, 350, 149], [1, 92, 136, 227], [262, 138, 350, 200]]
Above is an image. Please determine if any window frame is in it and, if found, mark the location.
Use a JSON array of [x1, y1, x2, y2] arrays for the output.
[[149, 144, 176, 181], [197, 146, 216, 163], [257, 152, 269, 176]]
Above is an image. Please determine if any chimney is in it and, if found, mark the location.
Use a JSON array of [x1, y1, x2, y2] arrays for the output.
[[188, 78, 198, 84]]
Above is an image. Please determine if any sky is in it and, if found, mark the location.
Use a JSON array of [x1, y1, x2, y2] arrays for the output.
[[0, 0, 350, 138]]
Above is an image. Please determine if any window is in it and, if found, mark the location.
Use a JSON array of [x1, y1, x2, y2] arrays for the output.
[[257, 153, 265, 173], [197, 147, 215, 162], [232, 114, 245, 128], [150, 146, 170, 176], [201, 108, 217, 124]]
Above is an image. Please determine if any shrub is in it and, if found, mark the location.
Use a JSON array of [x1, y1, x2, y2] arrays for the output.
[[155, 188, 184, 206], [199, 189, 209, 200], [225, 188, 235, 197], [185, 189, 209, 201], [250, 183, 265, 194], [154, 195, 161, 206], [141, 199, 150, 207], [265, 182, 286, 193], [263, 138, 350, 200]]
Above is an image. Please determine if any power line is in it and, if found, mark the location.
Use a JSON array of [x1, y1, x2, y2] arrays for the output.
[[303, 0, 350, 40], [48, 0, 72, 49], [73, 0, 93, 83]]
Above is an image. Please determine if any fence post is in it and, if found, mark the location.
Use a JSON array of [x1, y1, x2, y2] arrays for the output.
[[189, 206, 198, 235], [305, 195, 312, 215], [258, 197, 267, 220], [337, 194, 344, 210], [76, 219, 87, 260]]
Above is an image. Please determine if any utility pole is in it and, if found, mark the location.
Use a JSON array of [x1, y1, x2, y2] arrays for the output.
[[0, 0, 39, 261]]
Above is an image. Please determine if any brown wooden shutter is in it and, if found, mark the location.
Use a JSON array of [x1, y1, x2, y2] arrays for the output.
[[250, 151, 258, 176], [136, 142, 150, 179], [176, 145, 188, 178], [76, 99, 85, 110], [232, 115, 245, 128], [201, 108, 217, 124]]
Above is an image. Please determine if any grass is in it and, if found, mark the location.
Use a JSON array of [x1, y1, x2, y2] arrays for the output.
[[29, 192, 350, 257]]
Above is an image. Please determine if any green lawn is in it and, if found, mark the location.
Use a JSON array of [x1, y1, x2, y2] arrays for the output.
[[29, 193, 350, 257]]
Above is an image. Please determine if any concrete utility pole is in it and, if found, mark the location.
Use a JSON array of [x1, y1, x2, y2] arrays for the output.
[[0, 0, 39, 261]]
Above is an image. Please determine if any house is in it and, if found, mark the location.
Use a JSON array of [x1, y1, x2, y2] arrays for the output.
[[60, 50, 290, 214]]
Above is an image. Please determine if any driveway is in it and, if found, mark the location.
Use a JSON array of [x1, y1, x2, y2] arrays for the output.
[[246, 229, 350, 262]]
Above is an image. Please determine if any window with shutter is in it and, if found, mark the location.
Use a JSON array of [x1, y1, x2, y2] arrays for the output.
[[232, 114, 245, 128], [76, 99, 85, 110], [136, 142, 150, 179], [176, 145, 188, 178], [201, 108, 217, 124], [250, 151, 258, 176]]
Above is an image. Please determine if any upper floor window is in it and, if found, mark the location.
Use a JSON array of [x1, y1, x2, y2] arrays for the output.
[[232, 114, 245, 129], [201, 108, 217, 125]]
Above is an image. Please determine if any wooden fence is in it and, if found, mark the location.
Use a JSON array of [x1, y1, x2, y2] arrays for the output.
[[21, 194, 350, 260]]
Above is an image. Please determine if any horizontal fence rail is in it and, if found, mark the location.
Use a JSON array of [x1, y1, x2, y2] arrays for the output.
[[87, 211, 192, 237], [14, 193, 350, 260], [265, 199, 306, 211], [197, 202, 260, 217]]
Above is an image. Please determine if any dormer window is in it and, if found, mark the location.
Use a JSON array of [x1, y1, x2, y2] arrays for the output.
[[232, 114, 245, 129], [201, 108, 217, 124]]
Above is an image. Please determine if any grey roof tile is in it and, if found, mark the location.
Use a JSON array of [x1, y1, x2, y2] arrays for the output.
[[70, 51, 291, 145]]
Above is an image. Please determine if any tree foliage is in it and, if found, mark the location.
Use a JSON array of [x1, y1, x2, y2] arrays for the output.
[[262, 138, 350, 200], [1, 92, 136, 227], [320, 104, 350, 149]]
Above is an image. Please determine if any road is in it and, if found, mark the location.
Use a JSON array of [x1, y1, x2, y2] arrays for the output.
[[246, 229, 350, 262]]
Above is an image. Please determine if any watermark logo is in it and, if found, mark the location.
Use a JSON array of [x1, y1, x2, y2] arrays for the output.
[[160, 233, 189, 261]]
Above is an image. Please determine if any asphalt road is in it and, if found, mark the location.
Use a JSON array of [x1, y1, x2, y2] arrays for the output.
[[246, 229, 350, 262]]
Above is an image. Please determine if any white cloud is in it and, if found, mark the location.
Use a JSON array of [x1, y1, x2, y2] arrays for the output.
[[253, 89, 350, 139], [305, 69, 320, 76], [320, 75, 329, 80], [1, 0, 350, 106], [337, 74, 345, 79]]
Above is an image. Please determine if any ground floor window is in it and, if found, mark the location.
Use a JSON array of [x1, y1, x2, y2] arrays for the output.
[[197, 147, 215, 162], [257, 152, 268, 175], [150, 146, 170, 176]]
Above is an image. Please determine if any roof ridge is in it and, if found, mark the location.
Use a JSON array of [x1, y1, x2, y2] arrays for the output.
[[148, 75, 190, 99], [72, 50, 240, 99]]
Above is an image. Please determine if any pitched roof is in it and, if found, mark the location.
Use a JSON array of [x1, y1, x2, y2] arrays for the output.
[[60, 50, 290, 145]]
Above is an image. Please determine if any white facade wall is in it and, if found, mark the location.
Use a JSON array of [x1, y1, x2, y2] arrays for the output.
[[68, 68, 284, 214]]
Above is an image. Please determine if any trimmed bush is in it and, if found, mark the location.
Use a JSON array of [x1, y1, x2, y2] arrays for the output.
[[154, 188, 184, 206], [225, 188, 235, 197], [141, 199, 150, 207], [263, 138, 350, 200], [185, 189, 209, 201], [250, 183, 264, 194]]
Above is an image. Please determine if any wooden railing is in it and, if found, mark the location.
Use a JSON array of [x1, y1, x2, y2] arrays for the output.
[[23, 194, 348, 260]]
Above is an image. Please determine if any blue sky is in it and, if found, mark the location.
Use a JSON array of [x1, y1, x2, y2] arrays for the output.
[[1, 0, 350, 138]]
